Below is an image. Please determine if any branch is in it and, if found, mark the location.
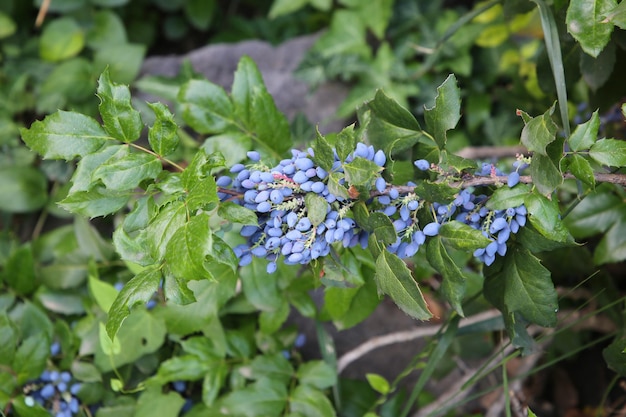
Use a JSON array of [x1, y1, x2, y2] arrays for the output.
[[450, 173, 626, 188], [455, 145, 529, 160]]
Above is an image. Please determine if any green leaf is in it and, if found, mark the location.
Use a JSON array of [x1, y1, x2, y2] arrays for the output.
[[580, 41, 615, 91], [250, 354, 294, 385], [21, 111, 109, 160], [105, 267, 162, 340], [322, 275, 380, 330], [86, 10, 127, 49], [151, 355, 213, 384], [366, 373, 390, 395], [297, 360, 337, 389], [219, 379, 288, 417], [135, 387, 185, 417], [202, 360, 228, 406], [344, 157, 383, 187], [312, 130, 336, 173], [327, 173, 349, 200], [524, 192, 573, 243], [231, 56, 266, 128], [0, 314, 17, 366], [259, 299, 290, 334], [333, 125, 358, 163], [438, 221, 492, 251], [148, 102, 179, 156], [93, 43, 146, 84], [604, 1, 626, 29], [569, 110, 599, 151], [365, 90, 424, 154], [186, 176, 219, 212], [165, 213, 237, 281], [567, 154, 595, 187], [484, 245, 558, 329], [486, 184, 532, 210], [39, 17, 85, 62], [75, 216, 114, 261], [594, 213, 626, 264], [97, 70, 143, 142], [88, 275, 119, 313], [99, 322, 121, 356], [566, 0, 617, 57], [374, 250, 432, 320], [589, 138, 626, 167], [14, 335, 49, 384], [305, 193, 329, 226], [603, 337, 626, 377], [426, 236, 466, 316], [289, 385, 337, 417], [146, 201, 187, 261], [0, 12, 16, 39], [183, 0, 215, 30], [59, 188, 130, 218], [250, 87, 292, 156], [520, 105, 558, 156], [412, 181, 458, 204], [269, 0, 309, 18], [179, 79, 234, 134], [369, 212, 397, 246], [218, 201, 258, 226], [0, 167, 47, 213], [94, 150, 162, 191], [564, 188, 624, 237], [240, 259, 282, 311], [312, 10, 370, 58], [529, 153, 562, 195], [69, 145, 123, 193], [424, 74, 461, 150], [38, 58, 96, 112]]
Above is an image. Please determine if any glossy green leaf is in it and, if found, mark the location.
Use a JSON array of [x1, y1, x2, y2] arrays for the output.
[[179, 79, 234, 134], [569, 110, 599, 151], [604, 1, 626, 29], [589, 138, 626, 167], [529, 153, 562, 195], [231, 56, 265, 128], [135, 387, 185, 417], [146, 201, 187, 261], [69, 145, 122, 193], [567, 154, 595, 187], [289, 385, 336, 417], [306, 193, 329, 226], [438, 221, 492, 251], [186, 176, 219, 212], [219, 378, 288, 417], [94, 43, 146, 84], [59, 188, 130, 218], [0, 166, 47, 213], [21, 111, 109, 160], [412, 181, 458, 205], [39, 17, 85, 62], [365, 89, 424, 154], [88, 275, 119, 313], [14, 335, 49, 384], [250, 353, 294, 385], [327, 173, 350, 200], [366, 373, 390, 395], [312, 130, 336, 173], [97, 70, 143, 142], [486, 183, 531, 210], [374, 250, 432, 320], [424, 74, 461, 150], [369, 212, 397, 246], [202, 360, 228, 406], [594, 213, 626, 264], [524, 192, 573, 243], [426, 236, 466, 316], [564, 189, 624, 237], [344, 157, 383, 187], [520, 105, 558, 156], [484, 245, 558, 329], [218, 201, 258, 226], [566, 0, 617, 57], [105, 267, 162, 340], [297, 360, 337, 389], [94, 150, 162, 191], [312, 10, 370, 58], [250, 87, 292, 156], [148, 102, 179, 156]]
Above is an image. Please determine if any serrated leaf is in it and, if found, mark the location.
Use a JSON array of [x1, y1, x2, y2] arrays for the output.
[[529, 153, 562, 195], [567, 154, 595, 187], [179, 79, 234, 134], [365, 89, 424, 154], [426, 236, 466, 316], [484, 245, 558, 329], [569, 110, 599, 151], [97, 70, 143, 142], [146, 201, 187, 261], [369, 212, 397, 245], [218, 201, 258, 226], [520, 105, 558, 156], [344, 157, 383, 187], [524, 192, 573, 243], [21, 111, 109, 160], [604, 0, 626, 29], [148, 102, 179, 156], [594, 213, 626, 264], [312, 130, 336, 172], [59, 188, 130, 218], [297, 360, 337, 389], [333, 125, 358, 163], [93, 150, 162, 191], [589, 138, 626, 167], [250, 87, 292, 155], [231, 56, 265, 128], [250, 354, 294, 385], [439, 221, 492, 251], [564, 189, 624, 237], [186, 176, 219, 212], [219, 379, 288, 417], [327, 173, 350, 200], [13, 335, 49, 384], [0, 315, 17, 365], [374, 250, 432, 320], [105, 267, 162, 340], [70, 145, 123, 193], [305, 193, 329, 226], [424, 74, 461, 150], [412, 181, 457, 204], [566, 0, 617, 57], [486, 184, 532, 210]]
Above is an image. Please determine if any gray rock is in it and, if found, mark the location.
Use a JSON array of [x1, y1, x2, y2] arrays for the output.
[[139, 33, 348, 133]]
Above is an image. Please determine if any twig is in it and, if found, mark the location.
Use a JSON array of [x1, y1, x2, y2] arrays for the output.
[[35, 0, 51, 27], [455, 146, 529, 160], [337, 309, 503, 373]]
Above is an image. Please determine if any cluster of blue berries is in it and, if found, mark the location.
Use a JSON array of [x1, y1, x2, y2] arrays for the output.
[[23, 366, 82, 417], [218, 144, 529, 271]]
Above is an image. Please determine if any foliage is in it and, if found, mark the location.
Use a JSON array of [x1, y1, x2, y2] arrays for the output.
[[2, 0, 626, 416]]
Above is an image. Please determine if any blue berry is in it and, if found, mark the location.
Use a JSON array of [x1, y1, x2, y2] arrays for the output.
[[507, 172, 520, 187], [414, 159, 430, 171]]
